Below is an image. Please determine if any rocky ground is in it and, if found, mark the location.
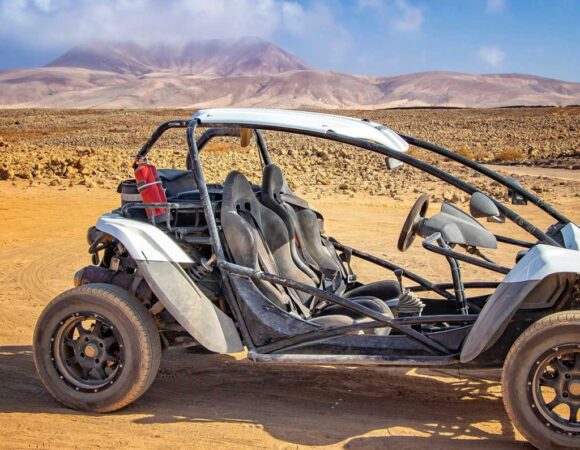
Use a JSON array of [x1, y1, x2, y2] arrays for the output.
[[0, 108, 578, 204], [0, 107, 578, 449]]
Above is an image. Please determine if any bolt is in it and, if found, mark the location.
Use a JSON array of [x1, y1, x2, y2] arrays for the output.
[[75, 387, 79, 391], [563, 392, 569, 398], [565, 373, 571, 379], [94, 389, 98, 393]]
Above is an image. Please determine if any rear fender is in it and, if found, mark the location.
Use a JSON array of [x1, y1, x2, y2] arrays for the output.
[[460, 244, 580, 363], [96, 213, 243, 353]]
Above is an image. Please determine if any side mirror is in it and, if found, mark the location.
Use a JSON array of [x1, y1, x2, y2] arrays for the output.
[[240, 128, 252, 147], [470, 192, 500, 219], [385, 157, 403, 170]]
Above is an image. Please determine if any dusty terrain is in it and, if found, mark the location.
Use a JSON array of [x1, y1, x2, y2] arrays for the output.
[[0, 108, 578, 449]]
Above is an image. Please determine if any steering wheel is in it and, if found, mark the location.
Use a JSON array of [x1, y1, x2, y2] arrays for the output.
[[397, 193, 430, 252]]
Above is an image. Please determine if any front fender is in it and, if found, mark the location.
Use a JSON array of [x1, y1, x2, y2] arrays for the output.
[[96, 213, 193, 264], [460, 244, 580, 363], [96, 213, 243, 354]]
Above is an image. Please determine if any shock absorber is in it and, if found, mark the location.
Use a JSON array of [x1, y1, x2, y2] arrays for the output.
[[189, 254, 217, 282]]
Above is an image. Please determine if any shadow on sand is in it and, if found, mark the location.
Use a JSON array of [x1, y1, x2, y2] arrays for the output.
[[0, 345, 530, 448]]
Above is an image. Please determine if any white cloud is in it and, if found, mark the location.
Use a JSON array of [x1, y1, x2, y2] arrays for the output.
[[478, 45, 505, 67], [356, 0, 424, 33], [486, 0, 506, 14], [0, 0, 350, 52], [392, 0, 424, 32]]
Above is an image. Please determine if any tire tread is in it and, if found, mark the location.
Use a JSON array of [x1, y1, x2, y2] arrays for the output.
[[33, 283, 161, 413]]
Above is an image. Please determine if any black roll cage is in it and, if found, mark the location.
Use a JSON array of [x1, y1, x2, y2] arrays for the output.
[[135, 118, 571, 355]]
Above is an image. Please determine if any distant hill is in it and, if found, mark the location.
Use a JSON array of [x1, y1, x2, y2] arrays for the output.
[[1, 37, 579, 109], [46, 37, 310, 76]]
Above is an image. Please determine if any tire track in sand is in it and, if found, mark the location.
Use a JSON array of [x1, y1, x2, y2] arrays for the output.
[[16, 241, 87, 302]]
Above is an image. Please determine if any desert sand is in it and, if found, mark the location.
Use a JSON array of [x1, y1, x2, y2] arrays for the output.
[[0, 108, 578, 449]]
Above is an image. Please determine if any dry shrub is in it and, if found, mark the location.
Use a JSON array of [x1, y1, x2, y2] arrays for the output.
[[496, 148, 525, 162], [455, 146, 474, 160], [204, 141, 251, 153]]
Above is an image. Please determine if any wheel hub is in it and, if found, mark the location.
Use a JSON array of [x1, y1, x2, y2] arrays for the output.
[[83, 343, 98, 358], [51, 312, 124, 393], [529, 344, 580, 435]]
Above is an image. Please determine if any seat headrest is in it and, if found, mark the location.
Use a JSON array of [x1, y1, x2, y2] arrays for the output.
[[222, 171, 258, 213], [262, 164, 285, 201], [221, 171, 260, 269]]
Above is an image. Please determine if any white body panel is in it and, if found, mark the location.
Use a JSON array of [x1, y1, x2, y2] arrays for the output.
[[561, 222, 580, 250], [96, 213, 193, 264], [193, 108, 409, 152], [96, 214, 242, 353], [503, 244, 580, 284]]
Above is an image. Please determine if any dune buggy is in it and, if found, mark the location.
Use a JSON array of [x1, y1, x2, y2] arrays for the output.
[[33, 109, 579, 449]]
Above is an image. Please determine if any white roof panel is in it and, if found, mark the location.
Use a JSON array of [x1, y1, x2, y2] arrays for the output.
[[192, 108, 409, 152]]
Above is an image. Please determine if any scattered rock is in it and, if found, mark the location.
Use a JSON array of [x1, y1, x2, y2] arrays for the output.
[[0, 164, 13, 180]]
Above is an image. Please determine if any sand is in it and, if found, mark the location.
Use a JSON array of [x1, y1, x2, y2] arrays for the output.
[[0, 177, 577, 449]]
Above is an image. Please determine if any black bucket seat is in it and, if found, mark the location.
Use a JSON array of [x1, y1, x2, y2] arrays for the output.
[[260, 164, 401, 302], [220, 171, 392, 331]]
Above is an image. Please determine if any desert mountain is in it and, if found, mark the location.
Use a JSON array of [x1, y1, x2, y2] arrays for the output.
[[1, 38, 579, 109], [47, 37, 310, 77]]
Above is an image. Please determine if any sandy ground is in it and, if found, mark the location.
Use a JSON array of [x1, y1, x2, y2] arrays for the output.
[[0, 171, 578, 449], [485, 164, 580, 182]]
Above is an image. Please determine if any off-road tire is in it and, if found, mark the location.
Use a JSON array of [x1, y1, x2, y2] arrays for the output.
[[33, 283, 161, 412], [502, 311, 580, 450]]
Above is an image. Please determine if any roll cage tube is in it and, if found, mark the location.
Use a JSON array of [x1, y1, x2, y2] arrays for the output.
[[219, 261, 458, 356], [330, 240, 455, 300], [401, 135, 571, 225], [186, 119, 455, 355], [185, 120, 257, 351], [138, 120, 271, 165], [185, 118, 512, 358], [188, 119, 560, 246]]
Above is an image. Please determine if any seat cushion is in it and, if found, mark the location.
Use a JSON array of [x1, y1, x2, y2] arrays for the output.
[[344, 280, 401, 302], [318, 296, 391, 318], [310, 315, 355, 328], [158, 169, 197, 198]]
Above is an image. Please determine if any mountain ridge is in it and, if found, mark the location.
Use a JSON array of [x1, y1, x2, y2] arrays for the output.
[[46, 37, 311, 76], [1, 38, 579, 109]]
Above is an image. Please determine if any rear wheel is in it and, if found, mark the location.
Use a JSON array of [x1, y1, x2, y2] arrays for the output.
[[33, 283, 161, 412], [502, 311, 580, 449]]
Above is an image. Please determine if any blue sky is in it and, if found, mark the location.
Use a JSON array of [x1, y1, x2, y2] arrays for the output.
[[0, 0, 579, 81]]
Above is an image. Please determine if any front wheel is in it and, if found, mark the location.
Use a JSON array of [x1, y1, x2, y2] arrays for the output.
[[502, 311, 580, 450], [33, 283, 161, 412]]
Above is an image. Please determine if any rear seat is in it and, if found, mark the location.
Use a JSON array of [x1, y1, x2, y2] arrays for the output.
[[220, 171, 392, 332], [260, 164, 401, 303]]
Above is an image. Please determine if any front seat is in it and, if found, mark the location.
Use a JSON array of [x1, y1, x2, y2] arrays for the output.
[[220, 171, 393, 333], [261, 164, 401, 302]]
